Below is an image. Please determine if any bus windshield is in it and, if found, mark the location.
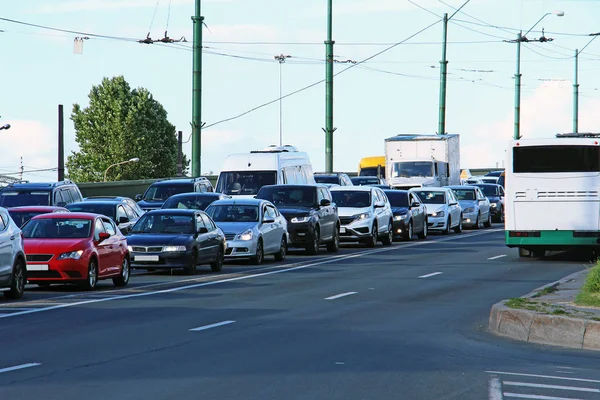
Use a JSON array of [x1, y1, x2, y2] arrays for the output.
[[392, 162, 434, 178], [514, 145, 600, 173]]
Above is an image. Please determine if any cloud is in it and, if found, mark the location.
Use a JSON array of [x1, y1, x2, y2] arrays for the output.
[[32, 0, 228, 14]]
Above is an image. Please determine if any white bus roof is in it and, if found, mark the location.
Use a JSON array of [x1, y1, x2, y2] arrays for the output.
[[221, 150, 312, 171], [511, 137, 600, 147]]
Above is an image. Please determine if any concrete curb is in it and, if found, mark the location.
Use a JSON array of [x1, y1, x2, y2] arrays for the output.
[[488, 269, 600, 350]]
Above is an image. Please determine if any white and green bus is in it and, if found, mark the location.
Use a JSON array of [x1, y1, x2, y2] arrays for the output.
[[505, 133, 600, 258]]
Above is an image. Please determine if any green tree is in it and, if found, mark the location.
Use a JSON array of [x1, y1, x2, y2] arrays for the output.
[[67, 75, 188, 182]]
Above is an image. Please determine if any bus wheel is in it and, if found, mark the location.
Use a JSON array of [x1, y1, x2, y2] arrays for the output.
[[518, 248, 531, 258]]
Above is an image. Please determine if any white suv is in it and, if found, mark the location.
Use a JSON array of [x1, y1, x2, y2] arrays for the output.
[[410, 187, 462, 234], [0, 207, 26, 299], [330, 186, 394, 247]]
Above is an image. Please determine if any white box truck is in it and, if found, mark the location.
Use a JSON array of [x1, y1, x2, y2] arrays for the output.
[[384, 134, 460, 190]]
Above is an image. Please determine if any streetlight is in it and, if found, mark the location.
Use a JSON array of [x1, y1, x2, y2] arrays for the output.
[[274, 54, 291, 147], [0, 124, 10, 131], [509, 11, 564, 139], [103, 157, 140, 182], [573, 32, 600, 133]]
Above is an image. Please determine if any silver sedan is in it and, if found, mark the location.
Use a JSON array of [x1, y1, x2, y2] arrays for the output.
[[446, 185, 492, 229]]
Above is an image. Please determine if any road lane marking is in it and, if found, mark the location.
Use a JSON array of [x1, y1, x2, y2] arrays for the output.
[[488, 377, 503, 400], [504, 381, 599, 393], [0, 229, 503, 320], [503, 393, 583, 400], [0, 363, 41, 374], [325, 292, 357, 300], [419, 272, 443, 278], [190, 320, 236, 332], [488, 255, 507, 260], [486, 371, 600, 384]]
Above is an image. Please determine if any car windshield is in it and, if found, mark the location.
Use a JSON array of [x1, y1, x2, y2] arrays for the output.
[[359, 167, 382, 177], [143, 184, 194, 201], [452, 189, 476, 201], [351, 177, 379, 186], [216, 171, 277, 196], [22, 218, 91, 239], [66, 203, 116, 220], [384, 192, 409, 207], [477, 185, 499, 197], [392, 161, 434, 178], [206, 205, 259, 222], [258, 187, 316, 208], [162, 195, 218, 211], [413, 191, 446, 204], [331, 191, 371, 207], [0, 190, 51, 207], [9, 211, 45, 227], [314, 175, 340, 184], [131, 214, 195, 234]]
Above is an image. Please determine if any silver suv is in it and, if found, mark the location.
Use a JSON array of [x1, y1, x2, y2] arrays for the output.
[[0, 207, 26, 299]]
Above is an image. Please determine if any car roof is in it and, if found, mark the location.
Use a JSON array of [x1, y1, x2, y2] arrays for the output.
[[167, 192, 222, 198], [314, 172, 344, 176], [410, 187, 450, 192], [70, 200, 120, 206], [8, 206, 68, 212], [260, 184, 322, 189], [330, 186, 374, 192], [31, 212, 100, 220], [384, 189, 408, 194], [84, 196, 129, 201], [151, 179, 197, 186], [474, 183, 501, 187], [209, 198, 266, 206], [145, 209, 200, 216], [446, 185, 478, 190]]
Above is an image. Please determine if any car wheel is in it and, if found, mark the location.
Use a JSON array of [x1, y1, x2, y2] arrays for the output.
[[211, 247, 224, 272], [443, 218, 451, 235], [113, 257, 130, 287], [185, 249, 197, 275], [275, 236, 288, 260], [305, 229, 320, 255], [454, 216, 463, 233], [417, 220, 428, 240], [326, 228, 340, 252], [4, 258, 25, 299], [382, 222, 393, 246], [251, 239, 264, 265], [474, 213, 481, 230], [365, 223, 377, 248], [82, 259, 98, 290], [484, 212, 492, 228]]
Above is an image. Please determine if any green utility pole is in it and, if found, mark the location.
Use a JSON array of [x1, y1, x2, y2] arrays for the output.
[[191, 0, 203, 177], [514, 31, 522, 140], [324, 0, 335, 173], [437, 13, 449, 135], [573, 49, 579, 134]]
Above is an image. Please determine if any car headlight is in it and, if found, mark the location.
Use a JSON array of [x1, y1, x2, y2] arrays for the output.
[[464, 207, 475, 213], [291, 216, 310, 223], [355, 212, 371, 221], [431, 211, 445, 217], [236, 229, 254, 241], [491, 203, 497, 208], [394, 214, 408, 221], [163, 245, 187, 252], [57, 250, 83, 260]]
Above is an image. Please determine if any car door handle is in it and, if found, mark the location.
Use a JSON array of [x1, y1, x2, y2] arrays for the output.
[[9, 235, 15, 240]]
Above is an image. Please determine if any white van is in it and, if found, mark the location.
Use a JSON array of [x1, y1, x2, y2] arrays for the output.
[[215, 145, 316, 197]]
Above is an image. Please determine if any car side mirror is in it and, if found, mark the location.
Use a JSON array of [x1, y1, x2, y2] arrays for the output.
[[118, 216, 129, 224], [450, 202, 458, 206], [135, 194, 142, 201], [320, 199, 331, 207], [375, 201, 385, 208], [197, 227, 209, 234], [410, 201, 421, 208], [263, 217, 275, 224], [98, 232, 110, 241]]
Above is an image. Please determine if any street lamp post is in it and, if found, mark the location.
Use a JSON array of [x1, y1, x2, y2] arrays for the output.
[[274, 54, 291, 147], [511, 11, 564, 140], [573, 33, 600, 133], [103, 157, 140, 182]]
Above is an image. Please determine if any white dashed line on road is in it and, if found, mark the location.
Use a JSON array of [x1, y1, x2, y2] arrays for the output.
[[325, 292, 357, 300], [503, 393, 583, 399], [0, 363, 41, 374], [504, 381, 599, 393], [419, 272, 443, 278], [486, 371, 600, 384], [190, 320, 236, 332], [488, 377, 503, 400], [488, 255, 507, 260]]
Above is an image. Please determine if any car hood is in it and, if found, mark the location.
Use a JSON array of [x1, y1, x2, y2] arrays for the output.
[[213, 221, 257, 235], [487, 195, 501, 202], [459, 200, 477, 209], [137, 200, 164, 208], [391, 206, 409, 215], [24, 238, 89, 254], [277, 206, 315, 218], [126, 234, 192, 246], [424, 204, 447, 214], [337, 206, 371, 218]]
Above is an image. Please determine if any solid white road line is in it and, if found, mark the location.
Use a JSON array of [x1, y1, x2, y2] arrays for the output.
[[486, 372, 600, 384], [0, 229, 503, 320], [419, 272, 443, 278], [190, 320, 236, 332], [503, 393, 583, 400], [0, 363, 41, 374], [503, 381, 599, 393], [488, 255, 507, 260], [325, 292, 357, 300], [488, 377, 503, 400]]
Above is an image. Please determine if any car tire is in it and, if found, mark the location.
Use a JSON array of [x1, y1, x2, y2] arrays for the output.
[[454, 216, 463, 233], [326, 228, 340, 253], [82, 258, 98, 290], [251, 239, 264, 265], [211, 247, 224, 272], [402, 221, 413, 242], [275, 236, 288, 260], [382, 222, 393, 246], [305, 229, 320, 255], [185, 249, 198, 275], [365, 223, 377, 248], [443, 218, 451, 235], [112, 256, 130, 287], [4, 258, 25, 300], [474, 213, 481, 230], [417, 220, 428, 240], [484, 212, 492, 228]]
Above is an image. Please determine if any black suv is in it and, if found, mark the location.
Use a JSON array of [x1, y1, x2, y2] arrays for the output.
[[313, 173, 354, 187], [0, 180, 83, 208], [136, 177, 214, 211], [256, 184, 340, 255]]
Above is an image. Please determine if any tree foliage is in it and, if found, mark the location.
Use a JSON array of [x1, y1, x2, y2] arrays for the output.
[[67, 76, 188, 182]]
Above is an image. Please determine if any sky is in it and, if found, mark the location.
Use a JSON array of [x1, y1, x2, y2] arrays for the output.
[[1, 0, 600, 182]]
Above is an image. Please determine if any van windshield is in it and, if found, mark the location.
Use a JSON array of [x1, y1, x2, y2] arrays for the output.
[[0, 190, 51, 207], [216, 171, 277, 196], [392, 162, 434, 178], [143, 184, 194, 201]]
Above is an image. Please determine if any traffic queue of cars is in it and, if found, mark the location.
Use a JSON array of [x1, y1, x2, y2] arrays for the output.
[[0, 174, 504, 300]]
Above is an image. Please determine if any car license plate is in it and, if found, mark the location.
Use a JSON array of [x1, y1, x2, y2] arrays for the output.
[[340, 227, 346, 234], [28, 265, 49, 271], [135, 255, 159, 262]]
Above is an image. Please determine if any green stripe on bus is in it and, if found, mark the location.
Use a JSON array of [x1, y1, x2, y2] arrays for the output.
[[505, 230, 600, 246]]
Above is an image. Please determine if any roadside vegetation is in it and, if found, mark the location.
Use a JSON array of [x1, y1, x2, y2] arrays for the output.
[[575, 262, 600, 307]]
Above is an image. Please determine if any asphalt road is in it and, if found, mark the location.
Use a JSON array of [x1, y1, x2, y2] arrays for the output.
[[1, 225, 599, 400]]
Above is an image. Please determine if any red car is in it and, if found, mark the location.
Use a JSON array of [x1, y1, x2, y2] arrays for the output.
[[8, 205, 69, 228], [21, 213, 130, 290]]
